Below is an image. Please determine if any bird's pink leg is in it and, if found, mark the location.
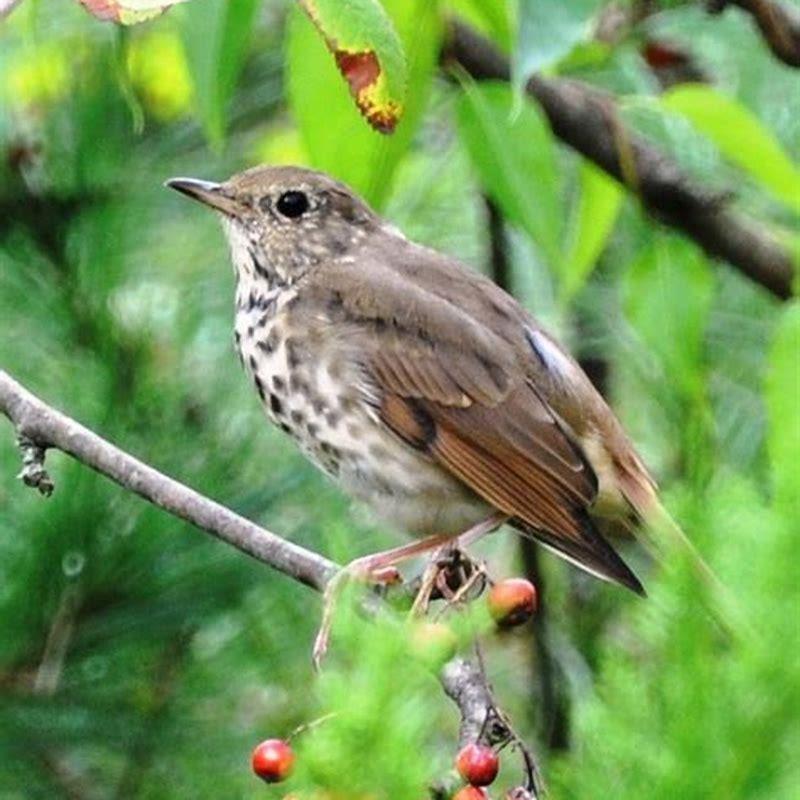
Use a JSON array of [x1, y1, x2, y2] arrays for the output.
[[312, 512, 508, 668]]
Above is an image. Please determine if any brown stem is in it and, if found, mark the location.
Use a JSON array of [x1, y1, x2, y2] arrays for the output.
[[520, 541, 571, 752], [482, 193, 571, 755], [443, 20, 796, 300]]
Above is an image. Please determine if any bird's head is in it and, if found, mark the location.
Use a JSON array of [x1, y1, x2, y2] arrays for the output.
[[166, 165, 378, 286]]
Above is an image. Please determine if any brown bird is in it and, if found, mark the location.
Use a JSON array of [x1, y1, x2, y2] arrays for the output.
[[167, 165, 667, 659]]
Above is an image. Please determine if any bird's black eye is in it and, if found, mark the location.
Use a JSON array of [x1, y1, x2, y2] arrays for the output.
[[275, 190, 309, 219]]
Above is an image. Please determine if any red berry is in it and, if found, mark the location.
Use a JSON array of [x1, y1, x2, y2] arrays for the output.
[[453, 786, 488, 799], [487, 578, 537, 627], [456, 742, 499, 786], [251, 738, 294, 783]]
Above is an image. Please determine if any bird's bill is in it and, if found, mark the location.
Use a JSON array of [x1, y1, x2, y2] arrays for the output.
[[165, 177, 240, 215]]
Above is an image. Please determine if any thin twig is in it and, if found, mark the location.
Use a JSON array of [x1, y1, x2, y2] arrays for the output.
[[484, 192, 571, 754], [441, 649, 542, 797], [16, 433, 54, 496], [33, 584, 81, 696]]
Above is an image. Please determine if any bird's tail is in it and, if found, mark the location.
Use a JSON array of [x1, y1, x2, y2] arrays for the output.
[[640, 497, 750, 642]]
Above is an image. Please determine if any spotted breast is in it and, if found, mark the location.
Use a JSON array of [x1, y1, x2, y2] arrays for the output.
[[233, 270, 490, 540]]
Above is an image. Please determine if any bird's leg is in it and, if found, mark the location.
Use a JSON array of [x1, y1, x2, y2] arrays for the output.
[[410, 544, 457, 617], [312, 532, 456, 669], [312, 513, 509, 668], [410, 512, 508, 616]]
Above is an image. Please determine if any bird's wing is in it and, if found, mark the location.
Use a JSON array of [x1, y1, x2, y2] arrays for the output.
[[307, 249, 643, 593]]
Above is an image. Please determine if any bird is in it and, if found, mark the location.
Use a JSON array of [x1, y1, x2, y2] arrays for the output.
[[166, 165, 682, 661]]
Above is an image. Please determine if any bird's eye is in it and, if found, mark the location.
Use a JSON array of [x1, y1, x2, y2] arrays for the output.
[[275, 190, 309, 219]]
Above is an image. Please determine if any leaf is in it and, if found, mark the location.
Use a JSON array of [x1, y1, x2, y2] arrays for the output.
[[624, 236, 713, 399], [560, 161, 623, 302], [661, 85, 800, 214], [515, 0, 603, 82], [456, 80, 563, 267], [181, 0, 260, 147], [78, 0, 188, 25], [765, 302, 800, 512], [287, 0, 439, 207], [296, 0, 408, 133]]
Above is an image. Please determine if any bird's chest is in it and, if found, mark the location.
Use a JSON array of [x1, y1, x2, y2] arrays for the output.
[[234, 287, 360, 479], [233, 285, 488, 537]]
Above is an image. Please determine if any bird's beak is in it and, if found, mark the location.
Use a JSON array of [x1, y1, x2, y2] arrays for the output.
[[165, 177, 241, 216]]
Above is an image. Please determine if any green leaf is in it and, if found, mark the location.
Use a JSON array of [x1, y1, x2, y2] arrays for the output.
[[287, 0, 440, 207], [661, 85, 800, 214], [296, 0, 408, 133], [560, 161, 623, 302], [78, 0, 188, 25], [515, 0, 603, 82], [456, 80, 563, 266], [765, 302, 800, 512], [624, 236, 713, 398], [181, 0, 259, 147]]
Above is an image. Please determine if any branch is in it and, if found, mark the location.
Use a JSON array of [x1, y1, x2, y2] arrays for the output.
[[708, 0, 800, 67], [443, 20, 796, 301], [0, 368, 541, 792], [441, 652, 541, 797], [0, 369, 336, 591]]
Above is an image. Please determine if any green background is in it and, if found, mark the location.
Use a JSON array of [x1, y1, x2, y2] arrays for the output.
[[1, 0, 798, 797]]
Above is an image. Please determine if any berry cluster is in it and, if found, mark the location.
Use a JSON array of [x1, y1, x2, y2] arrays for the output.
[[251, 576, 537, 797]]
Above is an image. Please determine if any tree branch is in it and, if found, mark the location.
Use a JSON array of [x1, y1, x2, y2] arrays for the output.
[[443, 19, 796, 300], [0, 368, 336, 592], [708, 0, 800, 67], [0, 367, 541, 792]]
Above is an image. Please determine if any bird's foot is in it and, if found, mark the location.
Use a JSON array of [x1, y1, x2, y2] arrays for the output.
[[410, 547, 488, 616], [312, 515, 506, 668], [410, 512, 507, 617]]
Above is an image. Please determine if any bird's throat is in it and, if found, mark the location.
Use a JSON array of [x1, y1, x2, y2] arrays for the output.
[[224, 217, 289, 294]]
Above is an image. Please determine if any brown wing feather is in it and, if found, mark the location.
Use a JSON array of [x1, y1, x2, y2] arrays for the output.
[[436, 385, 596, 505], [379, 390, 642, 593]]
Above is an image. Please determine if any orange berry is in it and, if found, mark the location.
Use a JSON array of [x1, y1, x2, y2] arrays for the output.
[[487, 578, 537, 627]]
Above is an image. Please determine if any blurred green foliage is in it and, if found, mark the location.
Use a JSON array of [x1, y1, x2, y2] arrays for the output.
[[0, 0, 798, 798]]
